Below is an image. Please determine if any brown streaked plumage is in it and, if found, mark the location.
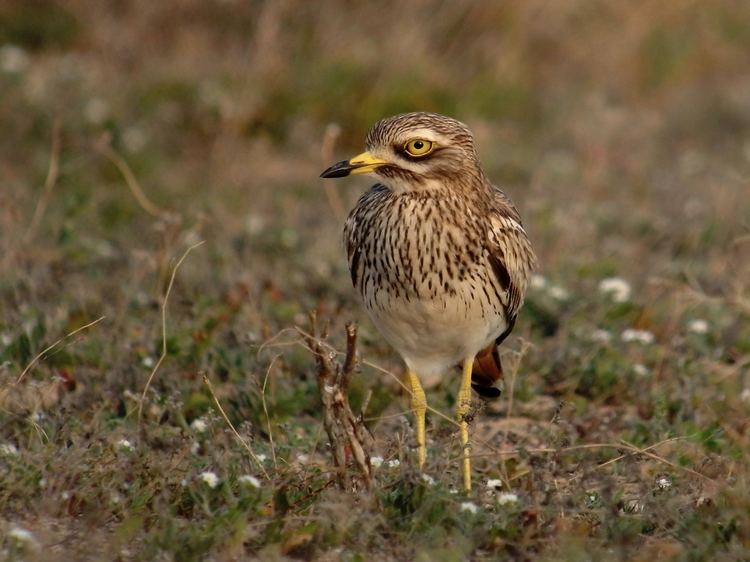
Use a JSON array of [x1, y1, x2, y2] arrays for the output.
[[321, 112, 536, 490]]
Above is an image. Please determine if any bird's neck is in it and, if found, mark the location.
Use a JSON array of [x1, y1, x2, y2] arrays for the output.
[[381, 167, 488, 199]]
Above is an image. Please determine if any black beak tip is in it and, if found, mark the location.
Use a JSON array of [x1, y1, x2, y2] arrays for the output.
[[320, 160, 352, 179]]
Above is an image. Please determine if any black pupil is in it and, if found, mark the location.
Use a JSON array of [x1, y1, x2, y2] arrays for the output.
[[413, 141, 423, 150]]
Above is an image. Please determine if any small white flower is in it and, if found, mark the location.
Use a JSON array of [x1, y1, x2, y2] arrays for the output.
[[190, 418, 208, 433], [687, 319, 709, 335], [599, 277, 632, 303], [84, 98, 109, 125], [296, 454, 310, 464], [633, 364, 649, 377], [245, 215, 266, 236], [530, 274, 547, 290], [38, 478, 47, 489], [116, 439, 134, 452], [486, 479, 503, 490], [182, 230, 202, 247], [239, 475, 262, 488], [180, 479, 188, 487], [460, 501, 478, 514], [386, 459, 400, 468], [656, 476, 672, 490], [123, 126, 148, 152], [0, 443, 19, 456], [590, 329, 612, 344], [142, 356, 155, 368], [190, 441, 200, 455], [61, 491, 70, 500], [421, 474, 436, 486], [256, 453, 268, 463], [0, 45, 30, 73], [621, 329, 655, 345], [741, 388, 750, 403], [548, 285, 569, 301], [496, 492, 519, 506], [9, 526, 36, 544], [199, 471, 220, 488], [0, 332, 12, 346], [370, 456, 384, 468], [111, 493, 122, 504]]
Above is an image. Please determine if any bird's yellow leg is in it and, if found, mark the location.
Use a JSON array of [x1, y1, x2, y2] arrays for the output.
[[457, 358, 474, 491], [406, 369, 427, 469]]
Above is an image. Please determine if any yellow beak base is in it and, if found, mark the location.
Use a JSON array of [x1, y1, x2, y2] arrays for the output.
[[320, 151, 389, 178]]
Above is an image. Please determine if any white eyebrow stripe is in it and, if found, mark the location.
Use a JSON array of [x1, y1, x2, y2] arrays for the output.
[[398, 128, 451, 145]]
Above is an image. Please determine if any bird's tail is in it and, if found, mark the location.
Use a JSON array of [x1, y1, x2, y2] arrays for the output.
[[470, 343, 504, 399]]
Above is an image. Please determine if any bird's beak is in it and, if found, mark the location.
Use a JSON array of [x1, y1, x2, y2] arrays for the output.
[[320, 151, 389, 178]]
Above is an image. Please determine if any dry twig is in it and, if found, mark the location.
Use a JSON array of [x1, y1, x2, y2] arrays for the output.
[[498, 339, 531, 488], [138, 241, 204, 422], [298, 315, 372, 489], [95, 135, 165, 217], [24, 118, 62, 243], [261, 355, 280, 470], [17, 315, 106, 384], [468, 439, 715, 483], [203, 374, 270, 479]]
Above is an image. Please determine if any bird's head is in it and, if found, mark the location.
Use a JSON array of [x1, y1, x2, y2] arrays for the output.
[[321, 112, 482, 193]]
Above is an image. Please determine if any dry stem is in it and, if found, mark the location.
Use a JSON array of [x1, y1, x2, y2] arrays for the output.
[[16, 316, 106, 384], [138, 241, 204, 422], [203, 374, 270, 479], [299, 316, 372, 489], [24, 118, 61, 243], [96, 135, 165, 217]]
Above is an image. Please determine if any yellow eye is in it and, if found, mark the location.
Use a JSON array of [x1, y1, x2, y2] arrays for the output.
[[404, 139, 434, 157]]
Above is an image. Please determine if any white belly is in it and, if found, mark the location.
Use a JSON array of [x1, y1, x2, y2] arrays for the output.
[[365, 285, 507, 378]]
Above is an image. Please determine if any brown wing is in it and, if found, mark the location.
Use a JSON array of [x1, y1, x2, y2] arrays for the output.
[[486, 189, 535, 321], [470, 186, 536, 398]]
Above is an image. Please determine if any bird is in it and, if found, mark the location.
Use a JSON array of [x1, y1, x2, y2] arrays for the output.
[[321, 112, 535, 491]]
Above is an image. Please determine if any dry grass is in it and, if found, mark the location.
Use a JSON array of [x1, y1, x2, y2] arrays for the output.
[[1, 1, 749, 560]]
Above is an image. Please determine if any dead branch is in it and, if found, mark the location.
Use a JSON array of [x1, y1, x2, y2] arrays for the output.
[[299, 314, 372, 490]]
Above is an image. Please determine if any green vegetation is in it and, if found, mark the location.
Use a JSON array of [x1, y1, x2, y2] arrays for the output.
[[1, 1, 749, 560]]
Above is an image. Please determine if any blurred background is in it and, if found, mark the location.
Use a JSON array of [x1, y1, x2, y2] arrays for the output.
[[2, 1, 749, 290], [1, 1, 750, 559], [2, 0, 749, 385]]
